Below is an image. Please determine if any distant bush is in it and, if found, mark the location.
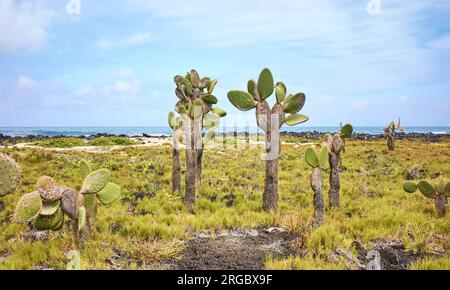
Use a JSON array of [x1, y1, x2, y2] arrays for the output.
[[87, 137, 138, 146], [36, 138, 85, 148]]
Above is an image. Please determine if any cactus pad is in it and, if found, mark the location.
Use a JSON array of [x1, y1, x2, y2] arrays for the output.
[[83, 193, 97, 217], [78, 206, 86, 233], [40, 200, 61, 216], [444, 181, 450, 197], [79, 160, 92, 179], [418, 181, 436, 198], [305, 147, 319, 168], [0, 153, 20, 196], [202, 95, 218, 105], [80, 169, 110, 194], [211, 107, 227, 117], [168, 112, 177, 129], [61, 188, 78, 220], [227, 91, 256, 111], [36, 176, 62, 201], [257, 68, 274, 100], [340, 124, 353, 138], [275, 82, 287, 103], [13, 191, 42, 224], [247, 80, 257, 97], [318, 144, 329, 169], [283, 93, 306, 114], [33, 208, 63, 231], [97, 182, 121, 205], [207, 79, 217, 94], [403, 181, 418, 193], [204, 113, 220, 130], [284, 114, 309, 126]]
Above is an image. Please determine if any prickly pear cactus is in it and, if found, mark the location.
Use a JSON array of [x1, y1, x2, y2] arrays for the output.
[[0, 153, 20, 196], [305, 143, 329, 226], [384, 118, 404, 151], [325, 123, 353, 208], [403, 178, 449, 217], [227, 68, 309, 212]]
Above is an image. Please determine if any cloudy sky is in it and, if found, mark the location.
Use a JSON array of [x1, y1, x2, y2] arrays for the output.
[[0, 0, 449, 127]]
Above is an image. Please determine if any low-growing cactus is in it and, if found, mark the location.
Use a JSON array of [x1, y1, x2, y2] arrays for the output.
[[325, 123, 353, 208], [403, 179, 450, 217], [384, 119, 404, 151], [305, 143, 329, 226], [13, 160, 121, 245], [228, 68, 309, 211], [172, 70, 226, 209], [0, 153, 20, 196]]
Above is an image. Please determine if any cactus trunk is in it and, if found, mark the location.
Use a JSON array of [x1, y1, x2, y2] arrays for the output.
[[262, 124, 279, 212], [311, 167, 324, 226], [328, 152, 341, 208], [185, 120, 197, 210], [435, 194, 448, 217], [387, 136, 395, 151], [196, 148, 203, 184], [172, 144, 181, 194]]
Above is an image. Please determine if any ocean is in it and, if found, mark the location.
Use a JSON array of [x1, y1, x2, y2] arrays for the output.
[[0, 127, 449, 137]]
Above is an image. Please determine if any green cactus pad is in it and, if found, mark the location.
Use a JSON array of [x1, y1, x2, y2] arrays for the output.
[[40, 200, 61, 216], [444, 181, 450, 197], [80, 169, 110, 194], [403, 181, 418, 193], [434, 178, 446, 194], [168, 112, 177, 129], [83, 193, 97, 217], [318, 144, 329, 169], [181, 78, 193, 96], [0, 153, 20, 196], [202, 94, 218, 104], [227, 91, 256, 111], [79, 160, 92, 179], [36, 176, 62, 201], [275, 82, 287, 103], [78, 206, 86, 233], [257, 68, 274, 100], [305, 147, 319, 168], [207, 79, 217, 94], [340, 124, 353, 138], [211, 107, 227, 117], [285, 114, 309, 126], [51, 214, 65, 231], [203, 130, 216, 145], [204, 113, 221, 130], [97, 182, 121, 205], [418, 181, 436, 198], [283, 93, 306, 114], [13, 191, 42, 224], [61, 188, 78, 220], [247, 80, 257, 97], [33, 208, 63, 231]]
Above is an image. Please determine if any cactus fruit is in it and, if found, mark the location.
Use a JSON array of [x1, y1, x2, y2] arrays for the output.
[[325, 123, 353, 208], [227, 68, 309, 212], [0, 153, 20, 196], [403, 179, 449, 217], [172, 70, 226, 209], [305, 143, 329, 226], [384, 118, 404, 151]]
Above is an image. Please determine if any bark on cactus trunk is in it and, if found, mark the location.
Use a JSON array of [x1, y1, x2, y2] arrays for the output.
[[328, 152, 341, 208], [262, 118, 280, 212], [185, 120, 197, 210], [311, 167, 324, 226], [172, 139, 181, 193], [435, 194, 448, 217], [196, 148, 203, 184], [387, 137, 395, 151]]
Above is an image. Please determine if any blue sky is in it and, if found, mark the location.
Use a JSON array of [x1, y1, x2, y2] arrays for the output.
[[0, 0, 449, 127]]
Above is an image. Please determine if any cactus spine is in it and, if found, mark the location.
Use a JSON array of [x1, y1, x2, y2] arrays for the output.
[[228, 68, 309, 211], [172, 70, 226, 210], [325, 123, 353, 208], [384, 118, 404, 151], [305, 144, 329, 226], [403, 179, 450, 217], [0, 153, 20, 196]]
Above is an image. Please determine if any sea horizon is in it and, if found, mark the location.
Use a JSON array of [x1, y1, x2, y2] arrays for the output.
[[1, 126, 449, 137]]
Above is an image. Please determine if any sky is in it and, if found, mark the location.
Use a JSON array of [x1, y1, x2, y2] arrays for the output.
[[0, 0, 449, 127]]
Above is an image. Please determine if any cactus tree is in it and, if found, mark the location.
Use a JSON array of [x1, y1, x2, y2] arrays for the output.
[[325, 123, 353, 208], [172, 70, 226, 209], [168, 112, 184, 194], [0, 153, 20, 196], [384, 119, 404, 151], [403, 179, 450, 217], [227, 68, 309, 211], [305, 144, 329, 226]]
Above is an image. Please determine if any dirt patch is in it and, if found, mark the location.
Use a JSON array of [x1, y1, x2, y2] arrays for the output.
[[172, 228, 296, 270]]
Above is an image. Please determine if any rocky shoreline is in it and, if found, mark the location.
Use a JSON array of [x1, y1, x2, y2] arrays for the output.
[[1, 131, 448, 146]]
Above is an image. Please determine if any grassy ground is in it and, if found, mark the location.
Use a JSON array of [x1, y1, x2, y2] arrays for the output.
[[0, 136, 449, 269]]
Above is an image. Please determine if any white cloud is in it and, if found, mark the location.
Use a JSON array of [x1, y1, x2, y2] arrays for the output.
[[352, 100, 369, 110], [117, 68, 134, 78], [103, 80, 140, 95], [0, 0, 54, 53], [97, 32, 151, 50], [17, 75, 39, 90]]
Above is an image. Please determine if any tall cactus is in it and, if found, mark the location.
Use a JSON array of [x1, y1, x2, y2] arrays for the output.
[[403, 179, 450, 217], [305, 144, 329, 226], [172, 70, 226, 210], [325, 123, 353, 208], [227, 68, 309, 211], [384, 118, 404, 151], [0, 153, 20, 196], [168, 112, 183, 194]]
